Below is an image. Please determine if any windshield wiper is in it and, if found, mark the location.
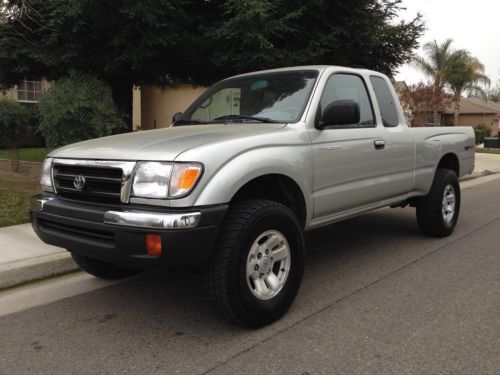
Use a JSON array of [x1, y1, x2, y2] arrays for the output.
[[173, 119, 210, 126], [212, 115, 282, 123]]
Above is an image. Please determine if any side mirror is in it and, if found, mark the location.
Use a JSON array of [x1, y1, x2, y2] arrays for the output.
[[172, 112, 183, 124], [317, 100, 360, 129]]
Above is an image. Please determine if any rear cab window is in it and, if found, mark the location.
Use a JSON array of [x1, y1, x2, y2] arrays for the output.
[[369, 76, 400, 127]]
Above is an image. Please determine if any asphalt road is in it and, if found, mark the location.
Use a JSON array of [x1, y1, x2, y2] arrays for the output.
[[1, 177, 499, 374]]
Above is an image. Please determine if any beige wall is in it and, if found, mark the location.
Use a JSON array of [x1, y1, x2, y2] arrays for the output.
[[140, 85, 207, 130], [132, 87, 142, 130], [1, 87, 18, 101], [442, 113, 499, 136]]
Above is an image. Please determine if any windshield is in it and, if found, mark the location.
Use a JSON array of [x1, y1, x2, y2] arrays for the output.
[[179, 70, 319, 125]]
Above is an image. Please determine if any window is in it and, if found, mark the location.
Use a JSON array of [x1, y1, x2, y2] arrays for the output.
[[17, 79, 43, 103], [183, 70, 319, 124], [319, 74, 375, 127], [369, 76, 400, 127]]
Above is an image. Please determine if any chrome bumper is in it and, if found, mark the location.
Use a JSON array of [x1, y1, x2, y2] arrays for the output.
[[31, 196, 201, 230], [103, 211, 201, 229]]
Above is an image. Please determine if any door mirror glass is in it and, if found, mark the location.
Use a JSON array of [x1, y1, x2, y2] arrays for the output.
[[318, 100, 360, 128]]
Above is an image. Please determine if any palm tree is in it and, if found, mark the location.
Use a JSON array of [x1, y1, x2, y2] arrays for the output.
[[414, 39, 455, 91], [447, 52, 491, 125], [413, 39, 458, 125]]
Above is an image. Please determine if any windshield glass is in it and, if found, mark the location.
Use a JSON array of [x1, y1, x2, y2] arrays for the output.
[[180, 70, 319, 124]]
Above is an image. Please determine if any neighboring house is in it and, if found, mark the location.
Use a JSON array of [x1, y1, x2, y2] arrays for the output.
[[442, 97, 500, 136], [412, 96, 500, 136], [1, 78, 205, 132], [0, 78, 50, 106], [133, 84, 206, 130]]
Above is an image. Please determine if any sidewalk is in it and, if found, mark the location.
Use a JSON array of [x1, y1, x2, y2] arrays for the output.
[[0, 224, 78, 289], [0, 153, 499, 290]]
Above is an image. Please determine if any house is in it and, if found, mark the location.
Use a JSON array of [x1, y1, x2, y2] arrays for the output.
[[412, 96, 500, 136], [1, 79, 206, 132], [0, 79, 50, 106], [442, 97, 500, 136]]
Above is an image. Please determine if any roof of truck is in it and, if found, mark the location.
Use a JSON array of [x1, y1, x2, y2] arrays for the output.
[[228, 65, 385, 80]]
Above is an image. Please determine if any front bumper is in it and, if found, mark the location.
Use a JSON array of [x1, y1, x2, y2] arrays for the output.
[[30, 194, 228, 269]]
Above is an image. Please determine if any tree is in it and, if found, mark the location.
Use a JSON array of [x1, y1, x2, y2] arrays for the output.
[[413, 39, 490, 126], [0, 0, 424, 131], [413, 39, 459, 125], [447, 52, 490, 126], [38, 72, 126, 148], [409, 83, 450, 127], [0, 98, 31, 171]]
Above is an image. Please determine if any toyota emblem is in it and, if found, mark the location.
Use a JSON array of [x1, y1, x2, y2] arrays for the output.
[[73, 175, 86, 190]]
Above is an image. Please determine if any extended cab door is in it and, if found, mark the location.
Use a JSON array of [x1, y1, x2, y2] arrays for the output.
[[310, 72, 414, 222]]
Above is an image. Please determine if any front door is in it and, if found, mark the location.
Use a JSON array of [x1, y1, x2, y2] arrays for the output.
[[310, 73, 413, 221]]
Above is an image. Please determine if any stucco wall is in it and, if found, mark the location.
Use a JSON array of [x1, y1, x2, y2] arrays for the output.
[[442, 114, 499, 136], [140, 85, 207, 130]]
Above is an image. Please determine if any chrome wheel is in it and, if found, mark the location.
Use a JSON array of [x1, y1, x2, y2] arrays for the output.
[[246, 230, 291, 300], [442, 184, 456, 222]]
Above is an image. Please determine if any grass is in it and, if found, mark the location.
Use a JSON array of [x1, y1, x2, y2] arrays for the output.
[[0, 163, 40, 227], [0, 189, 34, 227], [476, 148, 500, 155], [0, 147, 50, 163]]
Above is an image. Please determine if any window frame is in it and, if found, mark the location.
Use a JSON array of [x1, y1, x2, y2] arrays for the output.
[[17, 79, 44, 104], [315, 72, 377, 130]]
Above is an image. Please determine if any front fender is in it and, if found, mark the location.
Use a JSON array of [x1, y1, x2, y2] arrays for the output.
[[194, 145, 314, 222]]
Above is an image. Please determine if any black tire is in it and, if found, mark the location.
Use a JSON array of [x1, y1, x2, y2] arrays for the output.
[[416, 168, 461, 237], [71, 253, 139, 280], [206, 199, 305, 328]]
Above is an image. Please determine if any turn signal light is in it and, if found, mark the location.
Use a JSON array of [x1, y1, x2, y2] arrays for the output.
[[169, 163, 203, 197], [146, 234, 162, 257]]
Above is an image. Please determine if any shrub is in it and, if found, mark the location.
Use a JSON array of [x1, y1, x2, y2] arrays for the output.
[[473, 124, 491, 145], [0, 99, 32, 171], [38, 72, 126, 148]]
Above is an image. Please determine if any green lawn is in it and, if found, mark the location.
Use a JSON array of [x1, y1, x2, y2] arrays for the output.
[[0, 148, 50, 163], [476, 148, 500, 155], [0, 189, 33, 227]]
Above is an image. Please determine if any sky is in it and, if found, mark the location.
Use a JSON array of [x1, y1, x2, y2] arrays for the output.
[[395, 0, 500, 89]]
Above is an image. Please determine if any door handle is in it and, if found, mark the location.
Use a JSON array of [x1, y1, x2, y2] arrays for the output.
[[374, 140, 385, 150]]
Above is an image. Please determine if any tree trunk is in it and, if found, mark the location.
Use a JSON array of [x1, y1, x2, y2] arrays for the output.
[[453, 98, 460, 126], [7, 146, 20, 172], [110, 80, 133, 132]]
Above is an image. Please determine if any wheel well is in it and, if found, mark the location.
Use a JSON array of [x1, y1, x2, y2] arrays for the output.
[[231, 174, 307, 227], [437, 153, 459, 176]]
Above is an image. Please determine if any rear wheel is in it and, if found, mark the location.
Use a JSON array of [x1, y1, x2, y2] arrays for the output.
[[416, 168, 461, 237], [71, 253, 139, 280], [206, 199, 305, 327]]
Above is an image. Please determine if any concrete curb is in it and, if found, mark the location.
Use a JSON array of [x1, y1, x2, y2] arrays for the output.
[[0, 252, 79, 290]]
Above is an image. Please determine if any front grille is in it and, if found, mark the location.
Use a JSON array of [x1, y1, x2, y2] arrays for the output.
[[53, 164, 123, 204]]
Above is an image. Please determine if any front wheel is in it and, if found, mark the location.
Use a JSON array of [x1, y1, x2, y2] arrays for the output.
[[206, 199, 305, 327], [416, 168, 461, 237]]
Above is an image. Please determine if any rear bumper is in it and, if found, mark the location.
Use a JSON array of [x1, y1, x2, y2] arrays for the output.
[[30, 194, 228, 269]]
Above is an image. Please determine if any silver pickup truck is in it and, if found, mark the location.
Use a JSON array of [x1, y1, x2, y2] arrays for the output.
[[31, 66, 475, 327]]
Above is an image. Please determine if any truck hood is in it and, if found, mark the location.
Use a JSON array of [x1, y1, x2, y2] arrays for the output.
[[49, 123, 286, 161]]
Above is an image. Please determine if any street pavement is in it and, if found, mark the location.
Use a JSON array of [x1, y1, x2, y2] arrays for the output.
[[0, 176, 499, 374]]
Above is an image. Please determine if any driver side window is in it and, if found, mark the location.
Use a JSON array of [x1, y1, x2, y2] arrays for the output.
[[320, 74, 375, 127]]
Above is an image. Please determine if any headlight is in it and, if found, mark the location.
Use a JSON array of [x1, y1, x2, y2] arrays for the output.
[[40, 158, 53, 191], [131, 162, 203, 199], [131, 162, 173, 199]]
